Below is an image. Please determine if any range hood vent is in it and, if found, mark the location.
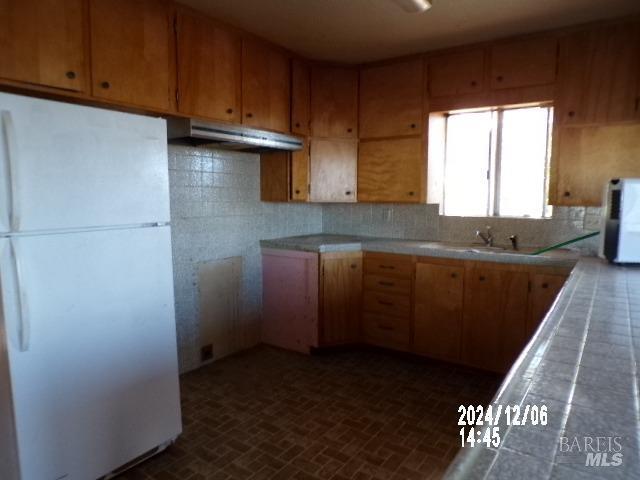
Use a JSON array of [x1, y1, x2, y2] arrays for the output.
[[167, 118, 303, 152]]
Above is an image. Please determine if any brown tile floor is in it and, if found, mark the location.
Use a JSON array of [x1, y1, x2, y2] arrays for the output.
[[118, 346, 501, 480]]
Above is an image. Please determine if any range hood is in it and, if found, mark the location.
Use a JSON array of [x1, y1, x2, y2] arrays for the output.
[[167, 118, 303, 152]]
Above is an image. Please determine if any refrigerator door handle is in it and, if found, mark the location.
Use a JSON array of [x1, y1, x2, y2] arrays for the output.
[[1, 111, 20, 231], [9, 239, 29, 352]]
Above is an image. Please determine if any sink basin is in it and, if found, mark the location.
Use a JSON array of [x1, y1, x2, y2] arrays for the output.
[[417, 242, 531, 255]]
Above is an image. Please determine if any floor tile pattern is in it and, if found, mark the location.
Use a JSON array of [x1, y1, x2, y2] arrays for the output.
[[119, 346, 500, 480]]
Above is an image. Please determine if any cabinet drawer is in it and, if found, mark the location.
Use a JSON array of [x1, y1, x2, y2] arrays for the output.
[[364, 274, 411, 295], [363, 313, 410, 349], [364, 254, 413, 278], [363, 291, 410, 318]]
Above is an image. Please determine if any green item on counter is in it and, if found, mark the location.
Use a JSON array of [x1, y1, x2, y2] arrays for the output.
[[530, 231, 600, 256]]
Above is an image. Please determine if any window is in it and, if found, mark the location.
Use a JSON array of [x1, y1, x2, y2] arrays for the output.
[[442, 105, 553, 218]]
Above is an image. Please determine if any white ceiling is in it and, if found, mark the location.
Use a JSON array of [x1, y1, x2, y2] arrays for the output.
[[180, 0, 640, 63]]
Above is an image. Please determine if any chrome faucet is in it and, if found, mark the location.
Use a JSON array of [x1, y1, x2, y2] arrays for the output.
[[476, 226, 493, 247], [509, 235, 519, 251]]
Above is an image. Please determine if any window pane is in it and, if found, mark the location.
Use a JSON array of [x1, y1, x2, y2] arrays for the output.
[[444, 111, 492, 216], [498, 107, 550, 218]]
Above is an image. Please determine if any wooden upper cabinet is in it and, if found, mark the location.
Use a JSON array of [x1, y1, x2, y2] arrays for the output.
[[414, 262, 464, 362], [359, 59, 424, 138], [527, 273, 566, 337], [551, 123, 640, 205], [176, 10, 241, 122], [242, 38, 290, 132], [462, 266, 528, 373], [490, 37, 557, 90], [291, 59, 311, 135], [428, 49, 485, 98], [358, 137, 424, 203], [311, 66, 358, 138], [320, 252, 363, 345], [0, 0, 86, 92], [291, 138, 310, 202], [310, 138, 357, 202], [555, 21, 640, 126], [260, 151, 290, 202], [90, 0, 172, 111]]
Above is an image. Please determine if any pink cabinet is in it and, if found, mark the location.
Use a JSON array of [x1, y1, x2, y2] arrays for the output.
[[261, 248, 319, 353]]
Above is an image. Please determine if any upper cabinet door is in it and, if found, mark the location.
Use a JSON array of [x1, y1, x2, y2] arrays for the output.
[[0, 0, 86, 92], [310, 138, 357, 202], [490, 37, 557, 90], [428, 49, 485, 98], [359, 59, 424, 138], [176, 11, 241, 123], [556, 21, 640, 126], [89, 0, 173, 111], [242, 39, 290, 132], [311, 66, 358, 138], [291, 59, 311, 135]]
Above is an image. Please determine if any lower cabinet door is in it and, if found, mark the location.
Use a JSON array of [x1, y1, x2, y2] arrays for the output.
[[320, 252, 362, 345], [527, 274, 567, 337], [413, 263, 464, 362], [462, 267, 529, 373]]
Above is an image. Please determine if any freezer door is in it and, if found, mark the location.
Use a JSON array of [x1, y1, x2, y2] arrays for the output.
[[1, 227, 181, 480], [0, 93, 170, 232]]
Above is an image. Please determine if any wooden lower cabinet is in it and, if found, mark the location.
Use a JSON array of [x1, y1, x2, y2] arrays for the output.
[[320, 252, 362, 345], [413, 262, 464, 362], [528, 273, 568, 337], [461, 265, 529, 373]]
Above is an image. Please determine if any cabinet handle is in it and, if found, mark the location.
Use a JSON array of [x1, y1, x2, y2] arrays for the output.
[[379, 265, 395, 270], [100, 81, 110, 89], [568, 111, 575, 118], [470, 80, 477, 87], [564, 191, 571, 197], [479, 276, 486, 281], [345, 190, 352, 196], [246, 112, 253, 118], [496, 75, 504, 82], [410, 123, 416, 129], [378, 324, 394, 331], [378, 300, 394, 306], [451, 273, 457, 279], [408, 191, 415, 196], [378, 281, 395, 287], [226, 108, 233, 114], [65, 71, 76, 80], [347, 128, 353, 133], [295, 122, 301, 128], [294, 189, 301, 194], [542, 283, 549, 289], [350, 264, 357, 269]]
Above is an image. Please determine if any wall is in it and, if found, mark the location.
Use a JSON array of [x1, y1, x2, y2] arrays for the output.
[[168, 145, 322, 372]]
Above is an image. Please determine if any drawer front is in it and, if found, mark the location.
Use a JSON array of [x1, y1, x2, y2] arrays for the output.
[[363, 313, 410, 348], [363, 291, 410, 318], [364, 255, 413, 278], [364, 274, 411, 295]]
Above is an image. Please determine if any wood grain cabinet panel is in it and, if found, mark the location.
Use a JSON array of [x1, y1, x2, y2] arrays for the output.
[[490, 37, 558, 90], [363, 253, 414, 278], [242, 38, 290, 132], [176, 10, 241, 122], [90, 0, 173, 110], [0, 0, 86, 91], [291, 137, 310, 202], [527, 274, 567, 337], [359, 59, 424, 138], [320, 253, 362, 345], [260, 151, 290, 202], [363, 313, 410, 350], [358, 137, 424, 203], [311, 66, 358, 138], [309, 138, 357, 202], [291, 59, 311, 135], [552, 123, 640, 205], [462, 266, 528, 373], [428, 49, 485, 98], [363, 291, 411, 318], [364, 274, 411, 296], [413, 263, 464, 362], [555, 21, 640, 126]]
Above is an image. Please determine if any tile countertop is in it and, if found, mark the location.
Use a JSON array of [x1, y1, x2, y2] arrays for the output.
[[259, 234, 579, 268], [261, 234, 640, 478], [445, 257, 640, 480]]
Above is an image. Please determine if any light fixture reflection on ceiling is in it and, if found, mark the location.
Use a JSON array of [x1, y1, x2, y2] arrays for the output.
[[392, 0, 432, 13]]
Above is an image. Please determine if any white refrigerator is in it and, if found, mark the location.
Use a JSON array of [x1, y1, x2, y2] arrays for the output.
[[0, 93, 182, 479]]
